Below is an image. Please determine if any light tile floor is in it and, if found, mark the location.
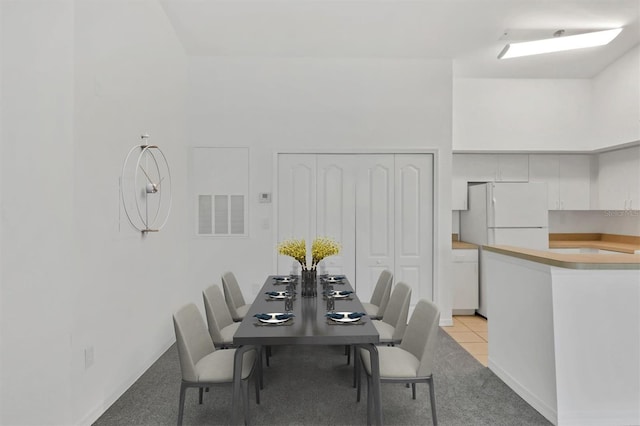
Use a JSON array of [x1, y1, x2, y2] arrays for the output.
[[441, 315, 488, 366]]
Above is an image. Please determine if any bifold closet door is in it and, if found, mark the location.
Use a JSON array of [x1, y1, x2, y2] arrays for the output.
[[277, 153, 434, 304]]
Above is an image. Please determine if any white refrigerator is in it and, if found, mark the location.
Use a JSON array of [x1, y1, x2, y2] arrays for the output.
[[460, 182, 549, 317]]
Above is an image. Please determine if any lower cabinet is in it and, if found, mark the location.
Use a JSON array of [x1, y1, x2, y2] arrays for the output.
[[452, 248, 479, 315]]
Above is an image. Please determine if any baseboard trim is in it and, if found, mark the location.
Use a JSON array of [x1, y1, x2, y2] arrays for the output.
[[77, 338, 175, 426], [489, 358, 558, 426], [439, 317, 453, 326]]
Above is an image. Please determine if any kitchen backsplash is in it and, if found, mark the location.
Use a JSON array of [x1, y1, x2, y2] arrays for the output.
[[549, 210, 640, 236], [454, 210, 639, 239]]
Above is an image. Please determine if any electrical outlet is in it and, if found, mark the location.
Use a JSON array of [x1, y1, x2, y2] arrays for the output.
[[85, 346, 94, 369]]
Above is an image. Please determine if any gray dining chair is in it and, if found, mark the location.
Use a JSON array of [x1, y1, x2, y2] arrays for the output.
[[204, 284, 265, 389], [357, 298, 441, 425], [372, 281, 411, 345], [173, 303, 259, 426], [361, 270, 393, 320], [203, 284, 241, 348], [222, 271, 252, 322]]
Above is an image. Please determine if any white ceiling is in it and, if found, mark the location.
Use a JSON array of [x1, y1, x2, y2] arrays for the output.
[[160, 0, 640, 78]]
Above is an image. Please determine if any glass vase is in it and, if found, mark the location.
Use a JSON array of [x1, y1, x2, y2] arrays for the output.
[[301, 268, 317, 297]]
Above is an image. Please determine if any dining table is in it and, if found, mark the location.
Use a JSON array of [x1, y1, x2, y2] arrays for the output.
[[230, 274, 383, 425]]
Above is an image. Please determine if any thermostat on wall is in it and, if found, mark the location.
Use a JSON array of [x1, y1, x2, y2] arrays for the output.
[[259, 193, 272, 203]]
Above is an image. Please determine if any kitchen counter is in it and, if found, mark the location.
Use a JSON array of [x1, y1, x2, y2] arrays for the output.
[[549, 232, 640, 254], [452, 241, 478, 249], [484, 245, 640, 270], [482, 246, 640, 426], [452, 233, 478, 249]]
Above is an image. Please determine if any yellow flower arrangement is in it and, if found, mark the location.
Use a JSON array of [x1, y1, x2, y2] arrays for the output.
[[311, 237, 341, 268], [277, 237, 341, 269], [277, 238, 306, 267]]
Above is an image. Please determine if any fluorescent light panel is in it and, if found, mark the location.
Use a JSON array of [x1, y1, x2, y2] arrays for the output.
[[498, 28, 623, 59]]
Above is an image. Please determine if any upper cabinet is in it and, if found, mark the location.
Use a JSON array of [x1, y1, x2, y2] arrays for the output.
[[597, 146, 640, 210], [455, 154, 529, 182], [452, 154, 528, 209], [529, 154, 593, 210], [453, 147, 640, 212]]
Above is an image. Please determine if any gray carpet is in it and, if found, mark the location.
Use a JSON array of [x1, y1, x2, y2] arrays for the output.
[[93, 329, 552, 426]]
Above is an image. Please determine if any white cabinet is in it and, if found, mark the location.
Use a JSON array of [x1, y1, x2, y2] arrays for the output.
[[597, 146, 640, 210], [452, 154, 529, 210], [529, 154, 593, 210], [452, 248, 478, 314], [454, 154, 529, 182]]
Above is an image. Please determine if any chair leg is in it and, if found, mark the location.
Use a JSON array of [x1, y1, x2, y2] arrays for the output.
[[345, 344, 351, 365], [366, 375, 373, 426], [242, 380, 250, 426], [177, 383, 187, 426], [355, 351, 362, 402], [258, 346, 264, 390], [353, 346, 360, 389], [412, 382, 416, 400], [199, 387, 203, 404], [428, 377, 437, 426], [254, 369, 260, 405], [265, 346, 271, 367]]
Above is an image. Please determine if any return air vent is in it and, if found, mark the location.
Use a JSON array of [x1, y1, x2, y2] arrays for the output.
[[198, 194, 246, 236]]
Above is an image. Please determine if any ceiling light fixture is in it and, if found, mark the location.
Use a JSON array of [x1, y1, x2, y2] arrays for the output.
[[498, 28, 623, 59]]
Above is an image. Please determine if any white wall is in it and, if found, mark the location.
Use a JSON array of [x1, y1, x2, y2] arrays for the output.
[[453, 78, 594, 151], [453, 46, 640, 153], [2, 1, 189, 425], [186, 56, 455, 323], [1, 1, 75, 424], [591, 45, 640, 150], [452, 211, 460, 235]]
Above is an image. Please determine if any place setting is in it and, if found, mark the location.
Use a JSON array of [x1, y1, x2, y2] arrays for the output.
[[321, 275, 346, 285], [253, 312, 295, 326], [272, 275, 297, 285], [325, 311, 367, 326], [264, 290, 296, 301]]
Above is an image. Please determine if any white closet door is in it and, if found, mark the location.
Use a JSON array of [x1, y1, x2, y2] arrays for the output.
[[355, 155, 395, 303], [277, 153, 434, 305], [394, 154, 434, 304], [277, 154, 317, 274], [316, 155, 357, 278]]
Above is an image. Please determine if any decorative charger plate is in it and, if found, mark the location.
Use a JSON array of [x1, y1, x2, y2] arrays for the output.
[[327, 312, 363, 323], [266, 291, 289, 299], [255, 313, 294, 324]]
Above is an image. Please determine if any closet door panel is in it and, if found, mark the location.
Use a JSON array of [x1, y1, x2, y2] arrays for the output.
[[395, 154, 434, 304], [317, 155, 356, 279], [277, 154, 317, 274], [355, 155, 395, 302]]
